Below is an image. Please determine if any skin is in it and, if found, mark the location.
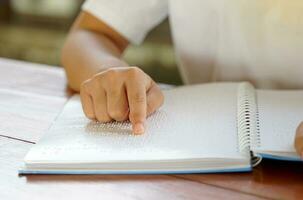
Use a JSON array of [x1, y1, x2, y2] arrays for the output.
[[61, 11, 303, 157], [61, 11, 164, 134], [295, 122, 303, 157]]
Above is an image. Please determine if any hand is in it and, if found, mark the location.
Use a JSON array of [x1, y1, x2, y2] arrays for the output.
[[295, 122, 303, 158], [80, 67, 164, 135]]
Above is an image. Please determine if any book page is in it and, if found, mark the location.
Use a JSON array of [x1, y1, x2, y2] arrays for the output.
[[25, 83, 246, 164], [254, 90, 303, 154]]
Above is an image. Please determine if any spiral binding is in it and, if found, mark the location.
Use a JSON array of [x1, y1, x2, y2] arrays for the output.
[[237, 83, 261, 166]]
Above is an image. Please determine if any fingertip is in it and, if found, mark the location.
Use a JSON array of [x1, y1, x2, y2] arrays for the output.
[[132, 122, 145, 135]]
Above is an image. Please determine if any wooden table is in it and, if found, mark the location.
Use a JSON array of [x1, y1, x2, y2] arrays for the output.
[[0, 58, 302, 200]]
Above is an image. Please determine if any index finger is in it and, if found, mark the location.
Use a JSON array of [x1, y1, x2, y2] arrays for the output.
[[126, 80, 148, 135], [295, 122, 303, 157]]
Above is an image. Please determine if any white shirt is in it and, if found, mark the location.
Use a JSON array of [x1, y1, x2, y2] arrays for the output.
[[82, 0, 303, 89]]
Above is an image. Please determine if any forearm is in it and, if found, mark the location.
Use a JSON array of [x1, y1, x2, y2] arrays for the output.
[[61, 29, 128, 92]]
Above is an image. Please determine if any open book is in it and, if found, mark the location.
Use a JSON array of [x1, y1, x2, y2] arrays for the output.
[[19, 82, 302, 174]]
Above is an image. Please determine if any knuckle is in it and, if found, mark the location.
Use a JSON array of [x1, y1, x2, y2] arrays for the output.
[[132, 92, 146, 104], [105, 68, 118, 77], [91, 76, 104, 89], [108, 109, 128, 121], [92, 72, 104, 81], [80, 80, 91, 92], [128, 67, 143, 77], [105, 70, 120, 85], [105, 68, 117, 76]]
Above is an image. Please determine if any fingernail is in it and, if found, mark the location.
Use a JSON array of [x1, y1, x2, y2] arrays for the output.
[[133, 123, 144, 135]]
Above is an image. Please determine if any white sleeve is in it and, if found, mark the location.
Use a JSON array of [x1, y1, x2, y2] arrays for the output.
[[82, 0, 168, 45]]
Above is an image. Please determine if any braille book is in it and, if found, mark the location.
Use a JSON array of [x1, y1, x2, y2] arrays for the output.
[[20, 82, 302, 175]]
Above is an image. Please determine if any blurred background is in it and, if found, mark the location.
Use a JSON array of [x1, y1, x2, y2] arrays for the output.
[[0, 0, 182, 85]]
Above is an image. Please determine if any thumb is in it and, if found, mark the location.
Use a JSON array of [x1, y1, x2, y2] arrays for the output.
[[146, 83, 164, 116]]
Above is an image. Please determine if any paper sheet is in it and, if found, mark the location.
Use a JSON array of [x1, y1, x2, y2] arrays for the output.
[[255, 90, 303, 152], [25, 83, 246, 164]]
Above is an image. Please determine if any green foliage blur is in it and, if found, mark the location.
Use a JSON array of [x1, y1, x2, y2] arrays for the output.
[[0, 0, 181, 85]]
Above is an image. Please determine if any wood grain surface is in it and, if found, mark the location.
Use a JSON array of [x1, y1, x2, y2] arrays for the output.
[[0, 58, 302, 200]]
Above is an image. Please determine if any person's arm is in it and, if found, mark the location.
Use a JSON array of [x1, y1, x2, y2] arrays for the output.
[[61, 12, 164, 134], [62, 12, 128, 91]]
